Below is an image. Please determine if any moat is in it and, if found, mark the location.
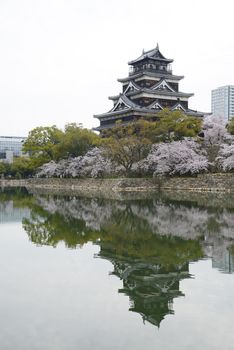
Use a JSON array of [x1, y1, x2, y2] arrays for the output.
[[1, 188, 234, 349]]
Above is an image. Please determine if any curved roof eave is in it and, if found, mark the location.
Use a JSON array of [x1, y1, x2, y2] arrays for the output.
[[118, 72, 184, 83]]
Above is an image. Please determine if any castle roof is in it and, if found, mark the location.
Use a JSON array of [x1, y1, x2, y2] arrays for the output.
[[94, 93, 204, 123], [109, 89, 194, 101], [118, 71, 184, 83], [128, 44, 173, 65], [94, 44, 206, 131]]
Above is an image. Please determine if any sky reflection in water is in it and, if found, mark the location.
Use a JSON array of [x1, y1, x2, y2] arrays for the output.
[[0, 188, 234, 350]]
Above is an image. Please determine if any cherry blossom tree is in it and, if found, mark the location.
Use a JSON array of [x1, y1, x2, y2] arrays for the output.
[[35, 115, 234, 178], [36, 160, 59, 178], [202, 115, 227, 146], [216, 144, 234, 172], [202, 115, 234, 171], [65, 148, 114, 178], [36, 148, 115, 178], [141, 139, 208, 176]]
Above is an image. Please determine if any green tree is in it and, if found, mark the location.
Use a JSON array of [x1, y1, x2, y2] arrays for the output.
[[101, 110, 202, 174], [54, 123, 100, 159], [227, 118, 234, 135], [102, 109, 202, 143], [10, 157, 35, 178], [148, 109, 202, 142], [102, 136, 150, 173], [23, 126, 63, 164], [102, 120, 152, 173], [0, 162, 6, 176]]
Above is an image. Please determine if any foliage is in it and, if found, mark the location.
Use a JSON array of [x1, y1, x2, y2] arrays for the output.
[[0, 162, 6, 175], [152, 109, 202, 142], [101, 119, 153, 173], [23, 125, 63, 164], [102, 136, 151, 172], [23, 124, 100, 169], [23, 211, 100, 248], [227, 118, 234, 135], [53, 123, 100, 159], [10, 157, 35, 178], [101, 121, 153, 175], [141, 139, 208, 176], [102, 109, 202, 143], [21, 113, 234, 178], [36, 139, 209, 178], [100, 226, 203, 267], [21, 193, 203, 264]]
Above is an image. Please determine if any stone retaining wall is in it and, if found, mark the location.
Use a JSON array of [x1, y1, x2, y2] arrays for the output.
[[160, 173, 234, 192], [0, 173, 234, 193]]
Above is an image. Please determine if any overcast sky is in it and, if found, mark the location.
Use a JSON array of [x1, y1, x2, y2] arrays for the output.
[[0, 0, 234, 136]]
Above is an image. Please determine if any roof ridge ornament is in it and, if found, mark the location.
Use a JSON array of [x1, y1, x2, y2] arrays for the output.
[[142, 48, 145, 54], [156, 43, 159, 50]]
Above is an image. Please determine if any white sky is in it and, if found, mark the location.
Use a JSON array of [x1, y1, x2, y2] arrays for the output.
[[0, 0, 234, 136]]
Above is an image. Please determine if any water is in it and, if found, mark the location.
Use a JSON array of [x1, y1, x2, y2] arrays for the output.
[[1, 188, 234, 349]]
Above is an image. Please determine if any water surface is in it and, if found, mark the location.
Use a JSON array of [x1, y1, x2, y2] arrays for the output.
[[0, 188, 234, 349]]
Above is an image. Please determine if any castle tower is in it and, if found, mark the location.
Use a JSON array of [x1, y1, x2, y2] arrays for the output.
[[94, 45, 204, 132]]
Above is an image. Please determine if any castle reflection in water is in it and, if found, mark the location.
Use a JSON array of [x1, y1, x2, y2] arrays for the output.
[[1, 188, 234, 327]]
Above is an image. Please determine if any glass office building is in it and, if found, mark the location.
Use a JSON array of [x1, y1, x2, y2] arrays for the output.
[[211, 85, 234, 122], [0, 136, 26, 163]]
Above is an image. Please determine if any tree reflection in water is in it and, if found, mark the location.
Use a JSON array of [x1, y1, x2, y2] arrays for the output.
[[21, 193, 203, 327], [2, 189, 234, 327]]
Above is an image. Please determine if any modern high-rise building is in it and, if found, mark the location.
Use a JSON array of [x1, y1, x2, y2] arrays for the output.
[[211, 85, 234, 122]]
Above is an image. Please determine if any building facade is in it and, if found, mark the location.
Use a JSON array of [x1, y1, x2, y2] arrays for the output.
[[94, 44, 204, 132], [211, 85, 234, 122], [0, 136, 26, 163]]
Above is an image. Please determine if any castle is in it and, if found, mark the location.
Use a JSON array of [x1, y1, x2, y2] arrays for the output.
[[94, 44, 204, 132]]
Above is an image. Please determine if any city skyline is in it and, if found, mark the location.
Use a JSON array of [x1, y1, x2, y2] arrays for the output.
[[0, 0, 234, 136]]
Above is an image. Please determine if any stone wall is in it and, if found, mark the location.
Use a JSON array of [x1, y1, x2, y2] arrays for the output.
[[0, 173, 234, 193], [161, 173, 234, 192]]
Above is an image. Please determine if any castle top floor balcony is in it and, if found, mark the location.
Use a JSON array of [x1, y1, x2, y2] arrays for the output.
[[129, 64, 172, 76]]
